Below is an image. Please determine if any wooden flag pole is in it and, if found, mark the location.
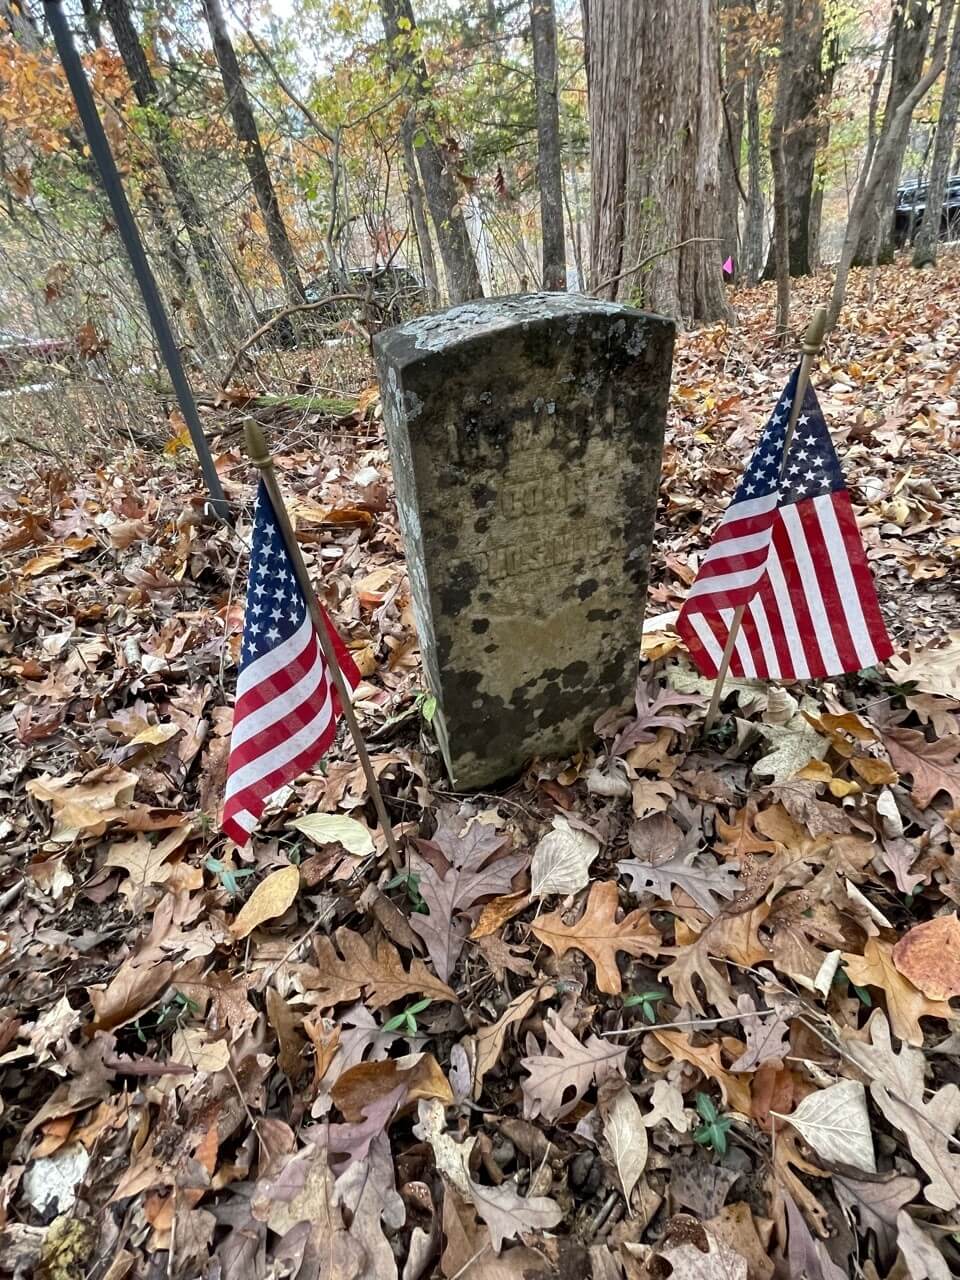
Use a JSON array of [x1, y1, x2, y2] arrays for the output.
[[703, 305, 829, 733], [243, 421, 402, 871]]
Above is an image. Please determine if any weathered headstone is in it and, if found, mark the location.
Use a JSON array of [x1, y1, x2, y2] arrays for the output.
[[374, 293, 674, 789]]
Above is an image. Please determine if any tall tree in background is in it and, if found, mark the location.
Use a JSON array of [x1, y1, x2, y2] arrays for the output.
[[103, 0, 242, 335], [201, 0, 304, 304], [529, 0, 568, 288], [830, 0, 955, 325], [741, 27, 765, 286], [853, 0, 934, 266], [530, 0, 566, 290], [807, 27, 842, 270], [913, 8, 960, 267], [586, 0, 731, 323], [718, 1, 748, 279], [763, 0, 825, 279], [769, 0, 792, 336], [379, 0, 483, 303]]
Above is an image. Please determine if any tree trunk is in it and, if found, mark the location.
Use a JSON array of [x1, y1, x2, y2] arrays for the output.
[[762, 0, 824, 279], [1, 0, 40, 46], [587, 0, 732, 323], [402, 123, 440, 306], [913, 9, 960, 267], [379, 0, 483, 303], [530, 0, 566, 289], [741, 59, 765, 285], [829, 0, 955, 327], [80, 0, 104, 48], [807, 34, 839, 270], [769, 0, 792, 338], [853, 0, 933, 266], [718, 0, 747, 278], [103, 0, 242, 336], [201, 0, 303, 303]]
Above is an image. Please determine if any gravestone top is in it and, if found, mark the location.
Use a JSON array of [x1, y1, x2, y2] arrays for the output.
[[375, 292, 674, 789]]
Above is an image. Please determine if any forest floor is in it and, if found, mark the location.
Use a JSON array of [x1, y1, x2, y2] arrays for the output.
[[2, 255, 960, 1279]]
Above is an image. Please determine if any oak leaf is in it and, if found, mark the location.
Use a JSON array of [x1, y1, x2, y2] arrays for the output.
[[882, 727, 960, 809], [896, 1210, 952, 1280], [892, 914, 960, 1000], [841, 939, 952, 1047], [330, 1052, 453, 1122], [415, 1099, 562, 1253], [521, 1011, 627, 1121], [834, 1173, 920, 1264], [619, 851, 739, 917], [530, 880, 660, 994], [440, 1187, 548, 1279], [659, 936, 737, 1017], [410, 813, 527, 982], [652, 1028, 752, 1114], [469, 985, 547, 1099], [304, 928, 457, 1009], [727, 994, 792, 1072]]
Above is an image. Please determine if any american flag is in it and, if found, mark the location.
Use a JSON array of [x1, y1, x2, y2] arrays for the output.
[[677, 368, 893, 681], [222, 480, 360, 845]]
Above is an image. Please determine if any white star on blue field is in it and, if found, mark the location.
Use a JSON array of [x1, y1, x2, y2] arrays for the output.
[[240, 481, 308, 669], [734, 368, 845, 507]]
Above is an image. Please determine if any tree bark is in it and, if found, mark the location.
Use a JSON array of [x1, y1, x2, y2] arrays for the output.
[[201, 0, 303, 303], [587, 0, 732, 324], [103, 0, 242, 336], [913, 9, 960, 267], [379, 0, 483, 303], [741, 57, 765, 286], [769, 0, 792, 338], [807, 32, 839, 270], [402, 122, 440, 306], [80, 0, 104, 49], [718, 0, 747, 278], [762, 0, 824, 279], [853, 0, 933, 266], [1, 0, 40, 46], [829, 0, 955, 327], [530, 0, 566, 289]]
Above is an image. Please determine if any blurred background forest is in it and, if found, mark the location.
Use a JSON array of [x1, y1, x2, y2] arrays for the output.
[[1, 0, 959, 451]]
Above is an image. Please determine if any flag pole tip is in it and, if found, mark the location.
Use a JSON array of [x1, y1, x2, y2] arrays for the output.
[[243, 420, 270, 469], [803, 305, 828, 355]]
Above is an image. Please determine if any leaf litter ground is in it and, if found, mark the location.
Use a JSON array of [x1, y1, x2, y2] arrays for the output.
[[2, 258, 960, 1278]]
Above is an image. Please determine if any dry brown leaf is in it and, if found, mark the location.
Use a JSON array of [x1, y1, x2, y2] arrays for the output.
[[88, 957, 174, 1033], [469, 892, 530, 940], [599, 1083, 648, 1204], [842, 938, 952, 1047], [530, 880, 660, 994], [892, 914, 960, 999], [230, 865, 300, 939], [651, 1028, 752, 1114], [521, 1011, 627, 1121], [883, 728, 960, 810], [331, 1052, 453, 1122], [470, 986, 545, 1099], [306, 928, 458, 1008]]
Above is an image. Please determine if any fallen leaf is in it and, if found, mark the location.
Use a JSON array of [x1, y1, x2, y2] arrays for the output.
[[470, 986, 545, 1100], [882, 728, 960, 809], [727, 994, 792, 1072], [530, 815, 599, 897], [834, 1173, 920, 1264], [230, 865, 300, 939], [778, 1079, 876, 1173], [842, 938, 952, 1047], [599, 1084, 648, 1203], [643, 1079, 691, 1133], [892, 914, 960, 999], [287, 812, 375, 856], [521, 1011, 627, 1121], [305, 928, 457, 1008], [331, 1052, 453, 1122], [652, 1028, 751, 1114], [619, 850, 739, 917], [415, 1099, 562, 1253], [896, 1210, 951, 1280], [530, 880, 660, 994]]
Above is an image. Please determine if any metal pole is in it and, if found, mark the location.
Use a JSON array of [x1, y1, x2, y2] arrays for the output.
[[43, 0, 231, 523], [703, 305, 828, 733], [243, 420, 402, 872]]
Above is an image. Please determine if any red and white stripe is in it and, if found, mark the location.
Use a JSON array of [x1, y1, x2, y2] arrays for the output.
[[678, 490, 892, 681], [221, 610, 359, 845]]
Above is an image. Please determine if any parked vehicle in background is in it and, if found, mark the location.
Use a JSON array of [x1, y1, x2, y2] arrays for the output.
[[893, 176, 960, 248], [259, 266, 427, 347], [0, 329, 77, 386]]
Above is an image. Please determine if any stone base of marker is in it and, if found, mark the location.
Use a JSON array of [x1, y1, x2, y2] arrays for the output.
[[374, 294, 674, 789]]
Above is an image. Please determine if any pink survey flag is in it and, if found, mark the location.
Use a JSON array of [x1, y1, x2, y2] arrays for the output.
[[722, 256, 734, 276]]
